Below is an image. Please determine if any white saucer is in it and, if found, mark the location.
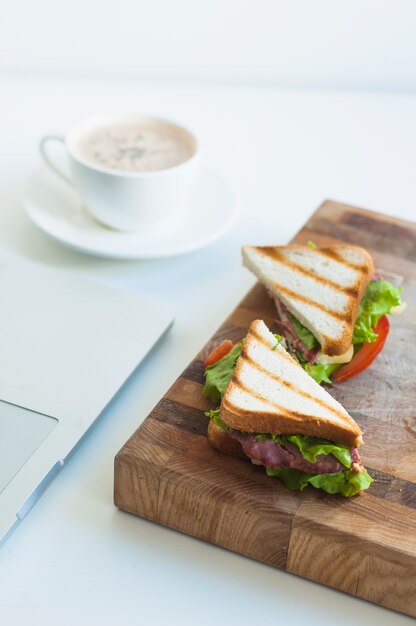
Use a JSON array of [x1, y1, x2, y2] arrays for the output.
[[22, 166, 238, 259]]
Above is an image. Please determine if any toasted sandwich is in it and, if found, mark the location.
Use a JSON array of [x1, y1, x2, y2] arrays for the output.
[[242, 243, 405, 383], [204, 319, 373, 496]]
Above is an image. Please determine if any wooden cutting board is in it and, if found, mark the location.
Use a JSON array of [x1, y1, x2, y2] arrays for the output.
[[114, 200, 416, 618]]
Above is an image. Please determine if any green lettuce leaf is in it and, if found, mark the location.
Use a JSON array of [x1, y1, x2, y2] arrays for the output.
[[266, 467, 373, 496], [204, 407, 220, 420], [266, 467, 309, 489], [282, 434, 351, 467], [271, 333, 282, 350], [255, 433, 351, 467], [255, 433, 281, 441], [288, 313, 320, 350], [353, 279, 402, 345], [203, 342, 243, 403], [304, 362, 340, 384], [204, 408, 230, 431]]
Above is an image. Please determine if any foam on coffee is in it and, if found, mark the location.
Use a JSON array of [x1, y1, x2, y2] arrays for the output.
[[76, 119, 196, 173]]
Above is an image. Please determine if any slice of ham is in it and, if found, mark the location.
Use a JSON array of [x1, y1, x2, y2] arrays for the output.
[[273, 298, 319, 363], [274, 319, 320, 363], [228, 429, 361, 474]]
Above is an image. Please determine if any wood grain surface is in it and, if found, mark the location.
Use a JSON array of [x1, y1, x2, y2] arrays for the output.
[[114, 199, 416, 617]]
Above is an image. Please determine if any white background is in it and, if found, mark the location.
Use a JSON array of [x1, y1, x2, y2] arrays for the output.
[[1, 0, 416, 91], [1, 4, 416, 626]]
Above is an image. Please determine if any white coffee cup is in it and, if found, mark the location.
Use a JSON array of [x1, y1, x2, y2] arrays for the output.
[[39, 114, 200, 232]]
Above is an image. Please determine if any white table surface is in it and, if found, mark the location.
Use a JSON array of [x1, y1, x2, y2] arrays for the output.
[[0, 77, 415, 625]]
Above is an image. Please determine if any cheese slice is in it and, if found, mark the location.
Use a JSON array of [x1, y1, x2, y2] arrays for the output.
[[317, 345, 354, 365]]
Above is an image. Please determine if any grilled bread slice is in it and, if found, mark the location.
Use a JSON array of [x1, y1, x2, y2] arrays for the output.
[[220, 319, 363, 448], [242, 244, 374, 356]]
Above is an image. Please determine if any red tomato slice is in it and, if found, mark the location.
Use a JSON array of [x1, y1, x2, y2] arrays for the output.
[[204, 340, 235, 367], [332, 315, 390, 383]]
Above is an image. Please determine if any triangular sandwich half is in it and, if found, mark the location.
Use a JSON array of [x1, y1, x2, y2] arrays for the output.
[[243, 244, 374, 359], [206, 319, 373, 496], [241, 243, 405, 384]]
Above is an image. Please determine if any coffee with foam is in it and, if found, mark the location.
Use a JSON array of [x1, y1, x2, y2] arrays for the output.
[[76, 119, 196, 173]]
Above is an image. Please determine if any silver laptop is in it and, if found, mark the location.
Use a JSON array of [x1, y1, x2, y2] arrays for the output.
[[0, 255, 173, 545]]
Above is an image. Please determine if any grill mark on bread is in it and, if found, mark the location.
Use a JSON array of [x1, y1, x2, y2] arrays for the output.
[[272, 283, 353, 323], [229, 372, 349, 430], [229, 374, 309, 422], [229, 373, 283, 413], [317, 247, 368, 270], [247, 248, 357, 323], [249, 329, 294, 364], [242, 352, 350, 423], [241, 327, 356, 425], [257, 247, 362, 297]]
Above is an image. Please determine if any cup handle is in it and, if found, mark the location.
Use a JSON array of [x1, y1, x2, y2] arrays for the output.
[[39, 135, 74, 186]]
